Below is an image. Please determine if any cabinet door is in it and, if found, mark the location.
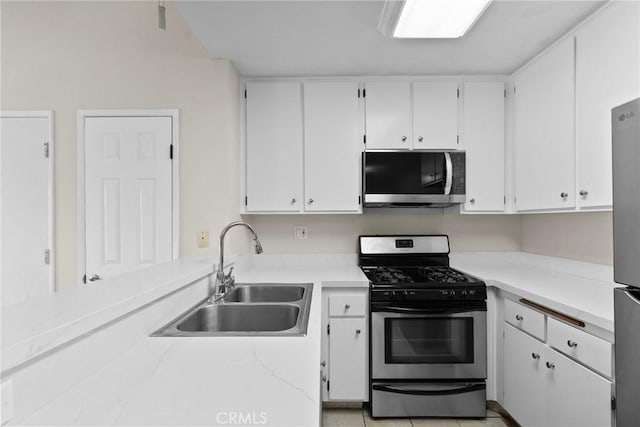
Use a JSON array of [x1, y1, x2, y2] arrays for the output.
[[413, 82, 459, 149], [304, 82, 361, 212], [462, 82, 505, 212], [245, 82, 303, 212], [503, 324, 546, 427], [328, 317, 367, 400], [575, 2, 640, 209], [514, 37, 575, 211], [543, 348, 612, 427], [364, 82, 412, 150]]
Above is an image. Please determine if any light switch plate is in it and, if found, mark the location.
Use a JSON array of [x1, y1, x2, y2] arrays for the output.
[[294, 226, 308, 240], [197, 230, 209, 248], [1, 380, 13, 425]]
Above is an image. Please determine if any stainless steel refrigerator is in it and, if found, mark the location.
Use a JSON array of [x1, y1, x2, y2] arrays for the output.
[[612, 97, 640, 427]]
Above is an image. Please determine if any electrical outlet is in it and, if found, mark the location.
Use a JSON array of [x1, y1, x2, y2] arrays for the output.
[[294, 226, 308, 240], [1, 380, 13, 425], [197, 230, 209, 248]]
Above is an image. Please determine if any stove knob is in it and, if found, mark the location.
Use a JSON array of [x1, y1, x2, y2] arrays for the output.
[[402, 290, 409, 298], [449, 290, 456, 299], [460, 290, 468, 299], [390, 291, 397, 299]]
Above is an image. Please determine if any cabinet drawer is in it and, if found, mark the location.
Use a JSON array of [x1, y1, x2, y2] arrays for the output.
[[547, 317, 612, 378], [505, 299, 546, 340], [329, 294, 366, 317]]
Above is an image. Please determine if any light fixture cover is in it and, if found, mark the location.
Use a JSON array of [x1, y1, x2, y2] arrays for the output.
[[394, 0, 492, 39]]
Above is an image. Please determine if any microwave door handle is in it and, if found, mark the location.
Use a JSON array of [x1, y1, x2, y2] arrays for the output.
[[372, 383, 486, 396], [444, 152, 453, 195]]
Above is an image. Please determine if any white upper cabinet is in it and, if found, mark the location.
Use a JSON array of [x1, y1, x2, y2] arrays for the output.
[[303, 82, 362, 212], [462, 81, 505, 212], [245, 82, 303, 212], [514, 37, 576, 212], [413, 82, 459, 149], [575, 1, 640, 210], [364, 82, 412, 149]]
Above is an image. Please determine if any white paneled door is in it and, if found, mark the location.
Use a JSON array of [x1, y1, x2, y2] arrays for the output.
[[84, 116, 173, 282], [1, 113, 53, 305]]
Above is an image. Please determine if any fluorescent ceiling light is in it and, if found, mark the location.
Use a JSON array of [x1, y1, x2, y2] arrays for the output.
[[393, 0, 492, 39]]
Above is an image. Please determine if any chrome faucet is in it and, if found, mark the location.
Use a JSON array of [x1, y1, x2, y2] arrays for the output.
[[210, 221, 263, 302]]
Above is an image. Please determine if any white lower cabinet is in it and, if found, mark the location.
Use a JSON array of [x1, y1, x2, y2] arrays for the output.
[[504, 323, 612, 427], [321, 288, 368, 402]]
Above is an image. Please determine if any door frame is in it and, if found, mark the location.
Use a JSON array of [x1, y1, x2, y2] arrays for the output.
[[0, 110, 55, 292], [76, 109, 179, 285]]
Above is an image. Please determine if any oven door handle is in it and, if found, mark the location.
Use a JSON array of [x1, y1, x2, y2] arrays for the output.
[[373, 305, 484, 315], [372, 383, 486, 396]]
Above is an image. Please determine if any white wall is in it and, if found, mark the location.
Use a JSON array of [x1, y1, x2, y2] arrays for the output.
[[521, 211, 613, 265], [0, 1, 242, 289]]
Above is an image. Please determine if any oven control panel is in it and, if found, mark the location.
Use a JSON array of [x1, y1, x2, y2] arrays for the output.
[[371, 287, 487, 302]]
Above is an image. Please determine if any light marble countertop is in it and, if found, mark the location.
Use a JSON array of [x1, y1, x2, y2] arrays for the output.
[[1, 259, 215, 374], [450, 252, 619, 333], [18, 259, 368, 426]]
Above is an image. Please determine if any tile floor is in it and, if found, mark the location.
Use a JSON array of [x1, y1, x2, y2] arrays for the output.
[[322, 408, 509, 427]]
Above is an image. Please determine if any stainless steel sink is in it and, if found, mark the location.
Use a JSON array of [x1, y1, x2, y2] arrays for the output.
[[151, 283, 312, 337], [223, 284, 305, 303]]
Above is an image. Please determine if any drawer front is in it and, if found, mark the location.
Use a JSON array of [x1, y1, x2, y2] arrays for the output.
[[547, 317, 612, 378], [505, 299, 546, 340], [329, 294, 367, 317]]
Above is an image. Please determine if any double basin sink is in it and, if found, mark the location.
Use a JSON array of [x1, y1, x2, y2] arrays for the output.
[[151, 283, 313, 337]]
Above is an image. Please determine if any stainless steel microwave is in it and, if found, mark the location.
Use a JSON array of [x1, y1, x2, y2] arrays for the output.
[[363, 151, 466, 208]]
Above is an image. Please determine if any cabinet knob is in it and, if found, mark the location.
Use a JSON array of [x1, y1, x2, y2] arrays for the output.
[[401, 136, 407, 142], [345, 304, 350, 310], [308, 198, 314, 204], [470, 198, 476, 204], [567, 340, 578, 348], [560, 192, 568, 199], [356, 329, 361, 335], [291, 198, 296, 205], [546, 362, 556, 370], [418, 136, 423, 142], [579, 190, 588, 197], [320, 360, 326, 367], [531, 353, 540, 360], [515, 314, 523, 321]]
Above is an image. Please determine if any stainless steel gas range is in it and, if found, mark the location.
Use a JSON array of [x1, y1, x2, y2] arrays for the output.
[[359, 235, 487, 418]]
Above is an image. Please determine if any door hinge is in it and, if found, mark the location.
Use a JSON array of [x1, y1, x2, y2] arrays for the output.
[[504, 196, 506, 205], [327, 380, 330, 391], [44, 142, 50, 158], [456, 135, 460, 144], [504, 89, 507, 98], [363, 134, 366, 144], [358, 195, 361, 205], [44, 249, 50, 265], [244, 89, 247, 99], [327, 324, 330, 335], [244, 196, 248, 206], [611, 397, 616, 410], [457, 88, 460, 98], [358, 88, 361, 98], [169, 144, 174, 159], [514, 86, 517, 93], [83, 274, 87, 284], [362, 89, 366, 98]]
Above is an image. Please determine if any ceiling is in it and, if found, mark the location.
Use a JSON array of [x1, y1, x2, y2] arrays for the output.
[[175, 0, 606, 77]]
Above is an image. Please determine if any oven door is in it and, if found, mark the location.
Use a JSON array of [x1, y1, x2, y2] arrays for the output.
[[371, 304, 487, 380]]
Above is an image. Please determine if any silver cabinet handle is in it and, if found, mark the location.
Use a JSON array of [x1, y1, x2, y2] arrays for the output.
[[579, 190, 588, 197], [470, 198, 476, 204], [345, 304, 350, 309], [308, 198, 314, 204], [291, 198, 296, 205], [567, 340, 578, 348], [401, 136, 407, 142], [546, 362, 556, 369], [320, 360, 326, 367], [356, 329, 361, 334], [560, 192, 568, 199], [418, 136, 423, 142], [531, 353, 540, 360], [515, 314, 523, 321], [88, 274, 101, 282]]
